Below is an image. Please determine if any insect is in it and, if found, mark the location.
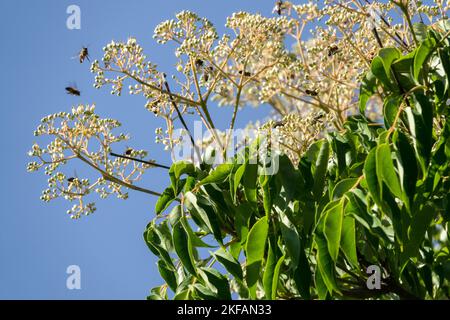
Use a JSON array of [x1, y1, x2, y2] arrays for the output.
[[238, 70, 252, 77], [125, 148, 133, 156], [78, 47, 90, 63], [305, 89, 319, 97], [313, 113, 325, 123], [195, 59, 204, 68], [273, 1, 283, 15], [67, 177, 76, 183], [67, 171, 80, 185], [327, 45, 340, 57], [273, 120, 285, 128], [65, 86, 81, 96]]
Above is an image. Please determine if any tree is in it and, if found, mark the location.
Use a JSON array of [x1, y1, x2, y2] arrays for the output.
[[28, 1, 450, 299]]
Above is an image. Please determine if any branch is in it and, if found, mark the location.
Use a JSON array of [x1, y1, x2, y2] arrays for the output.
[[109, 152, 170, 169]]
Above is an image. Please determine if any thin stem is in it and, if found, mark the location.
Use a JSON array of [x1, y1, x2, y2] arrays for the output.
[[109, 152, 170, 169], [163, 79, 203, 163]]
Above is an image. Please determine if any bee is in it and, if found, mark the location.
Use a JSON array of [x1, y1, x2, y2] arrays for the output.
[[273, 120, 285, 128], [125, 148, 133, 156], [327, 45, 340, 57], [305, 89, 319, 97], [195, 59, 204, 69], [67, 171, 80, 186], [273, 1, 283, 15], [65, 86, 81, 96], [67, 177, 76, 183], [238, 70, 252, 77], [313, 113, 325, 123], [78, 47, 90, 64]]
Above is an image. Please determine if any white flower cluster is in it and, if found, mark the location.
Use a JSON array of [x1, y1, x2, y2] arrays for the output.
[[27, 105, 153, 219]]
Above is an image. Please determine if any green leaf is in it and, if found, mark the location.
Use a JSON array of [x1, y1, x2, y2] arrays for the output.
[[271, 255, 285, 299], [245, 216, 269, 298], [371, 47, 401, 91], [323, 200, 345, 262], [155, 187, 176, 215], [213, 248, 243, 281], [313, 140, 330, 199], [180, 217, 215, 248], [279, 211, 300, 267], [364, 147, 383, 207], [383, 95, 401, 128], [315, 231, 338, 294], [263, 243, 277, 299], [315, 267, 329, 300], [243, 163, 258, 203], [197, 163, 233, 187], [233, 163, 246, 202], [359, 71, 377, 114], [199, 267, 232, 300], [414, 37, 436, 81], [394, 131, 418, 204], [172, 221, 197, 275], [340, 216, 359, 269], [294, 242, 312, 299], [402, 203, 435, 266], [173, 290, 190, 300], [376, 144, 403, 200], [157, 260, 178, 292], [169, 161, 195, 193], [332, 178, 358, 200], [185, 192, 223, 243]]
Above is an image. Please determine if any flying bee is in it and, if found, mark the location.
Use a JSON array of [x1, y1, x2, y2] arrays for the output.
[[78, 47, 90, 64], [327, 45, 340, 57], [65, 85, 81, 96], [273, 1, 283, 15], [305, 89, 319, 97]]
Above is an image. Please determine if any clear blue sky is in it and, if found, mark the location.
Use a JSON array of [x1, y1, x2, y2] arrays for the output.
[[0, 0, 278, 299]]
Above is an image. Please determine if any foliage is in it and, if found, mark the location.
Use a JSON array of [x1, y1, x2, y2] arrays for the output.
[[27, 1, 450, 299], [144, 19, 450, 300]]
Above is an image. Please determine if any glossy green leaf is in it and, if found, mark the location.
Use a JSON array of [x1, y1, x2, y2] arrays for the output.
[[324, 200, 345, 262], [213, 248, 243, 281], [263, 243, 277, 299], [359, 70, 377, 114], [157, 260, 177, 292], [172, 221, 197, 275], [376, 144, 403, 200], [271, 255, 285, 299], [313, 140, 330, 199], [340, 216, 359, 269], [169, 161, 195, 193], [243, 163, 258, 203], [197, 163, 233, 187], [245, 216, 269, 298], [414, 38, 436, 81], [155, 187, 175, 215]]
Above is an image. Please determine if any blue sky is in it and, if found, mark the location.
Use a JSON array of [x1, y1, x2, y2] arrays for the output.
[[0, 0, 278, 299]]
